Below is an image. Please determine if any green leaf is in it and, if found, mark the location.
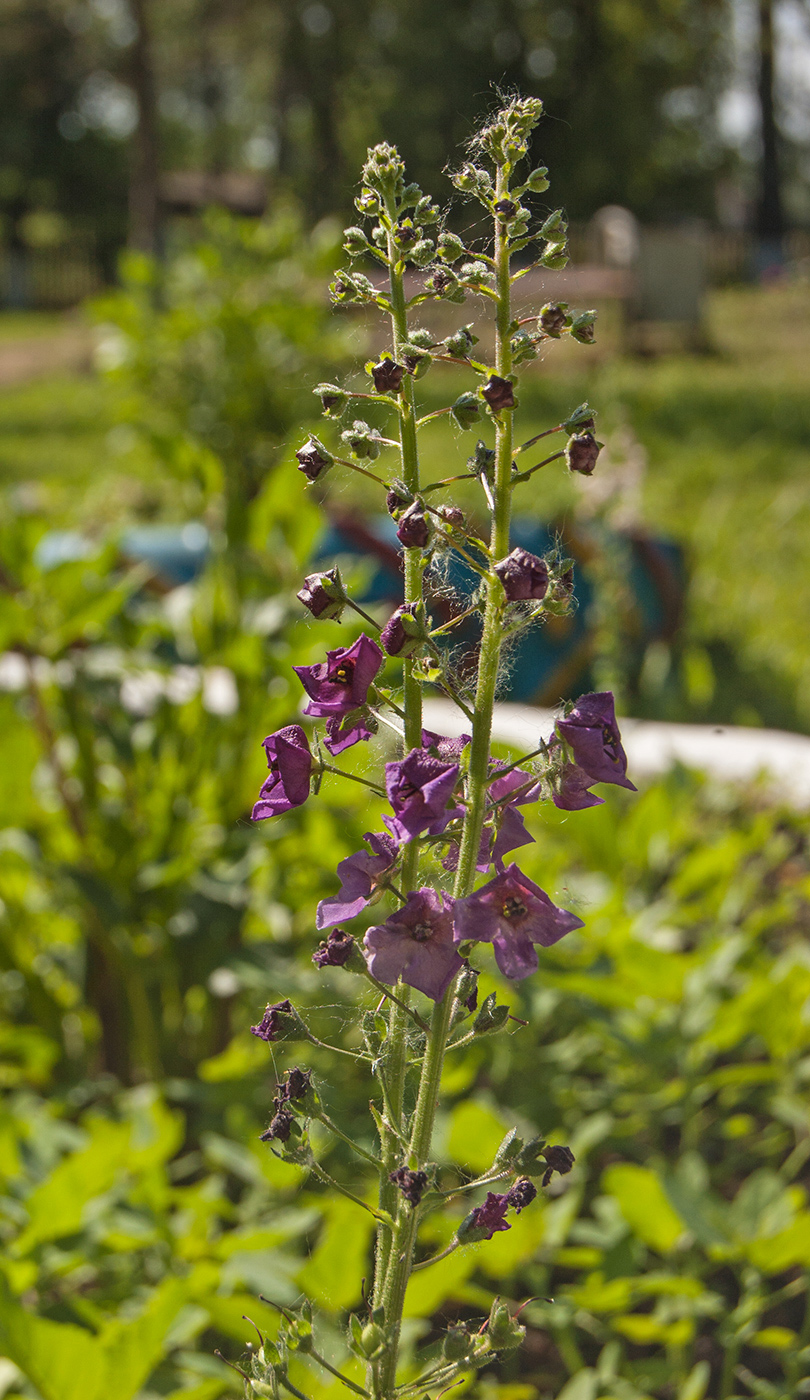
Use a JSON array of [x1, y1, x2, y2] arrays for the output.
[[297, 1197, 374, 1312], [446, 1099, 511, 1174], [603, 1164, 684, 1253]]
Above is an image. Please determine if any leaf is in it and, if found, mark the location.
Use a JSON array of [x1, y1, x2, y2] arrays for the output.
[[678, 1361, 710, 1400], [11, 1117, 131, 1255], [602, 1164, 684, 1253], [297, 1197, 374, 1312], [446, 1099, 511, 1174]]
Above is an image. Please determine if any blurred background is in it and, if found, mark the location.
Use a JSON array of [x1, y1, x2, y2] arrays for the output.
[[1, 3, 810, 1399]]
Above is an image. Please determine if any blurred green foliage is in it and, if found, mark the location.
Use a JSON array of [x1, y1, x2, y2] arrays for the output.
[[1, 220, 810, 1399]]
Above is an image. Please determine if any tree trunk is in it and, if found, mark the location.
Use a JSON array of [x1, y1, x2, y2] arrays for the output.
[[128, 0, 161, 254], [755, 0, 785, 247]]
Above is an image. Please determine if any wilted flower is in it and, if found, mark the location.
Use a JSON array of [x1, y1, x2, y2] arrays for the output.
[[252, 726, 313, 820], [390, 1166, 428, 1207], [316, 833, 399, 929], [458, 1191, 511, 1241], [493, 547, 549, 602], [506, 1178, 537, 1212], [251, 999, 299, 1042], [295, 435, 333, 482], [453, 864, 583, 980], [364, 888, 462, 1001], [385, 748, 461, 842], [259, 1108, 295, 1143], [323, 708, 376, 755], [312, 927, 356, 967], [555, 691, 635, 791], [396, 500, 430, 549], [294, 634, 383, 718], [481, 375, 516, 412], [282, 1067, 312, 1101], [541, 1144, 575, 1186]]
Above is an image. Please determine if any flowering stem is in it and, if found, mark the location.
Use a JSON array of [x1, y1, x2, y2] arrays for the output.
[[316, 1112, 385, 1168], [511, 449, 565, 484], [346, 599, 383, 631], [320, 764, 387, 797], [373, 166, 517, 1400]]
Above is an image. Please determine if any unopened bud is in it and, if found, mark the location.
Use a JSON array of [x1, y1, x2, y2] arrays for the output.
[[539, 209, 566, 240], [314, 383, 347, 416], [538, 303, 570, 337], [481, 375, 517, 413], [396, 500, 430, 549], [487, 1297, 525, 1352], [450, 391, 481, 430], [409, 239, 435, 268], [437, 231, 465, 263], [295, 436, 333, 482], [565, 431, 601, 476], [570, 310, 597, 344], [297, 567, 346, 620], [443, 1326, 473, 1361], [343, 226, 369, 255]]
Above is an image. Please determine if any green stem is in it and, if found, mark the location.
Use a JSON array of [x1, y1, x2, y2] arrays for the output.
[[373, 166, 516, 1400], [308, 1349, 370, 1397]]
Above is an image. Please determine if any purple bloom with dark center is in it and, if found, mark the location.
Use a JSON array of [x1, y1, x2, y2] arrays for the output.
[[294, 633, 383, 719], [468, 1192, 511, 1239], [390, 1166, 428, 1207], [454, 864, 583, 980], [317, 832, 399, 929], [506, 1178, 537, 1212], [422, 730, 471, 762], [381, 603, 423, 658], [556, 691, 635, 792], [494, 547, 549, 602], [323, 709, 376, 755], [312, 927, 356, 967], [384, 748, 461, 843], [363, 888, 462, 1001], [252, 726, 313, 821], [251, 999, 296, 1042]]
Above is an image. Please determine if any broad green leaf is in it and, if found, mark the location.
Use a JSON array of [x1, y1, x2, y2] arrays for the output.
[[446, 1099, 510, 1174], [0, 1281, 105, 1400], [603, 1165, 684, 1253], [12, 1117, 130, 1255], [677, 1361, 710, 1400], [297, 1197, 374, 1312], [402, 1248, 476, 1319]]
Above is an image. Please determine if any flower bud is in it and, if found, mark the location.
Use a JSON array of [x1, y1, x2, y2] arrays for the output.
[[443, 324, 478, 357], [494, 1126, 524, 1166], [468, 439, 495, 474], [314, 383, 347, 417], [443, 1326, 473, 1361], [563, 402, 596, 433], [400, 181, 422, 208], [455, 963, 479, 1011], [571, 310, 597, 344], [415, 195, 439, 225], [473, 991, 509, 1035], [525, 166, 550, 192], [297, 567, 347, 620], [341, 420, 382, 460], [459, 260, 492, 285], [386, 481, 412, 516], [343, 226, 369, 255], [355, 188, 379, 214], [565, 431, 601, 476], [481, 375, 517, 413], [409, 239, 435, 268], [295, 436, 333, 482], [487, 1297, 525, 1352], [396, 500, 430, 549], [381, 603, 426, 658], [251, 999, 304, 1042], [510, 329, 539, 365], [362, 142, 405, 197], [450, 391, 481, 430], [401, 344, 432, 379], [426, 266, 465, 302], [409, 328, 436, 350], [370, 357, 405, 395], [438, 504, 465, 529], [437, 231, 465, 263], [389, 1165, 428, 1207], [393, 218, 418, 248], [359, 1322, 385, 1359], [494, 547, 549, 602], [538, 303, 570, 337], [539, 209, 567, 240], [540, 245, 569, 271], [494, 198, 518, 220]]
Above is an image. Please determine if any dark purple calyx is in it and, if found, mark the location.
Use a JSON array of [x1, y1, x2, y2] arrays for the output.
[[295, 435, 333, 482], [506, 1177, 537, 1212], [458, 1191, 511, 1242], [493, 547, 549, 602], [381, 603, 426, 658], [541, 1144, 575, 1187], [481, 375, 516, 412], [251, 999, 300, 1042], [565, 431, 601, 476], [371, 358, 406, 394], [259, 1108, 295, 1143]]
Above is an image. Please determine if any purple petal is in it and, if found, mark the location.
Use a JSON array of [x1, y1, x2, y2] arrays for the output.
[[491, 927, 539, 979], [323, 711, 374, 754], [316, 832, 398, 929]]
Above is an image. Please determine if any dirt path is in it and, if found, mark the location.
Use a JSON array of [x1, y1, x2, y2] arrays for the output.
[[0, 327, 94, 386]]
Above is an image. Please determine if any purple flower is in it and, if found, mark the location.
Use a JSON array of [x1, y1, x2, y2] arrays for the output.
[[251, 999, 298, 1042], [390, 1166, 428, 1207], [541, 1144, 575, 1186], [364, 888, 462, 1001], [312, 927, 356, 967], [384, 748, 461, 843], [381, 603, 423, 658], [552, 758, 604, 812], [506, 1178, 537, 1212], [556, 691, 635, 792], [252, 726, 313, 820], [491, 805, 534, 868], [422, 730, 471, 762], [494, 547, 549, 602], [396, 501, 430, 549], [463, 1192, 511, 1240], [454, 864, 583, 980], [316, 832, 399, 929], [323, 709, 376, 754], [294, 634, 383, 718]]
